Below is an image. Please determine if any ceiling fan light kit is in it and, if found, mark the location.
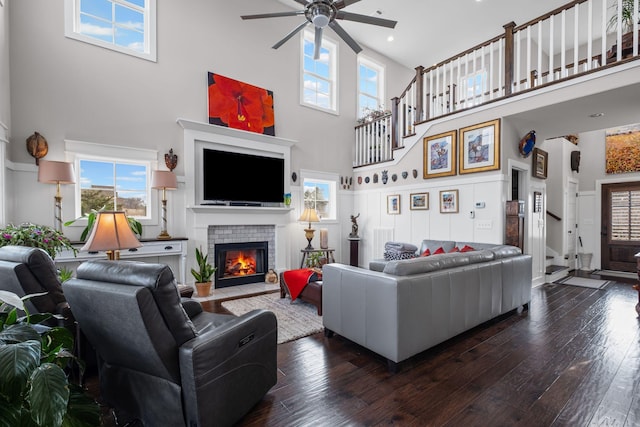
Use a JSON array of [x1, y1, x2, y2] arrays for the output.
[[241, 0, 397, 60]]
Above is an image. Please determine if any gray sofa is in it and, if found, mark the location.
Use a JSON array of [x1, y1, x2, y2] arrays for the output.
[[322, 240, 532, 371]]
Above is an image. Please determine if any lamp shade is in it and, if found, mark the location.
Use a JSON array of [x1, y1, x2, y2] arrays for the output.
[[150, 170, 177, 190], [81, 211, 142, 253], [38, 160, 75, 184], [298, 207, 320, 224]]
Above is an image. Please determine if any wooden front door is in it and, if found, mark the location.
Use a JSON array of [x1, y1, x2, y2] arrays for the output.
[[601, 182, 640, 272]]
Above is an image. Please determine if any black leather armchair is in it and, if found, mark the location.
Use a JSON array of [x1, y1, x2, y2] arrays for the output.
[[63, 260, 278, 427], [0, 245, 73, 327]]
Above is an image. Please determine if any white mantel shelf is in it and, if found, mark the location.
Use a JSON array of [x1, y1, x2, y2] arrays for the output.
[[177, 118, 296, 148], [188, 205, 293, 214]]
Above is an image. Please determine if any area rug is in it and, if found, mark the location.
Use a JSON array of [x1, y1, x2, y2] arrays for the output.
[[221, 293, 323, 344], [554, 276, 612, 289], [591, 270, 637, 280]]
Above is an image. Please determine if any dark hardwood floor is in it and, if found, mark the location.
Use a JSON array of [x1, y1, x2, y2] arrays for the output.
[[90, 272, 640, 426]]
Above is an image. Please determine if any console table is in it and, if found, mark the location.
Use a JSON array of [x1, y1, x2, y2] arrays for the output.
[[55, 237, 188, 285], [300, 248, 335, 268]]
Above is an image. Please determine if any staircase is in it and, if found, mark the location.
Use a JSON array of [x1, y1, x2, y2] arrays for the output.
[[545, 247, 569, 284]]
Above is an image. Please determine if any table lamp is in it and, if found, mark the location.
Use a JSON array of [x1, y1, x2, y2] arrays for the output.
[[151, 170, 177, 240], [38, 160, 75, 232], [298, 207, 320, 250], [81, 211, 142, 260]]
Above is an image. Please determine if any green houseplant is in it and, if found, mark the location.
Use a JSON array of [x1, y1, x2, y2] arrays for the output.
[[608, 0, 637, 33], [0, 290, 100, 427], [64, 205, 143, 241], [191, 246, 217, 297], [0, 223, 77, 259]]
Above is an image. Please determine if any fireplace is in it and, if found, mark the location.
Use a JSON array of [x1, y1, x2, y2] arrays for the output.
[[214, 241, 268, 288]]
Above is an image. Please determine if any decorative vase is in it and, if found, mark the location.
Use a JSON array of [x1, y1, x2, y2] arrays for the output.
[[195, 281, 212, 297]]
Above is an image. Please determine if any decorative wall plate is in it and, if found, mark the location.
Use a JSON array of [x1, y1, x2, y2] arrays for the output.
[[402, 171, 408, 179], [412, 169, 418, 178], [365, 176, 370, 183], [357, 176, 362, 184], [518, 130, 536, 157], [391, 173, 397, 182], [381, 170, 388, 184], [373, 173, 379, 183]]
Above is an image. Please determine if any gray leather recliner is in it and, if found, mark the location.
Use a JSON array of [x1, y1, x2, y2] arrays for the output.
[[63, 260, 278, 427]]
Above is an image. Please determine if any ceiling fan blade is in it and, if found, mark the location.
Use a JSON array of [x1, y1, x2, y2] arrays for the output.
[[241, 11, 305, 20], [314, 26, 323, 60], [272, 21, 309, 50], [334, 0, 361, 9], [328, 20, 362, 54], [293, 0, 310, 5], [336, 11, 397, 28]]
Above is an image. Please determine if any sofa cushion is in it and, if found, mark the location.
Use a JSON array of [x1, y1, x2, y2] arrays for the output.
[[490, 245, 522, 258], [369, 259, 387, 272], [383, 256, 443, 276], [419, 240, 456, 255]]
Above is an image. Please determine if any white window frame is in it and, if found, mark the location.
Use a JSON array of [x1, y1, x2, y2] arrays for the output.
[[300, 169, 338, 221], [64, 0, 157, 62], [357, 56, 386, 118], [65, 140, 158, 226], [460, 69, 487, 107], [300, 30, 338, 114]]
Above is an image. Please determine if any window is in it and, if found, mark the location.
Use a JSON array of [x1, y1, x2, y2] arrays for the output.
[[610, 189, 640, 241], [65, 140, 157, 222], [357, 57, 385, 118], [301, 30, 338, 113], [64, 0, 157, 62], [460, 70, 487, 107], [301, 170, 338, 221]]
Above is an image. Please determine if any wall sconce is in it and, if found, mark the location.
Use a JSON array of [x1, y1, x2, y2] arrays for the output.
[[38, 160, 75, 232], [151, 170, 177, 240], [298, 207, 320, 250], [81, 211, 142, 260]]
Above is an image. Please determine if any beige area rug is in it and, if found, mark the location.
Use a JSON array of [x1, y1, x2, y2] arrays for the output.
[[221, 293, 323, 344], [554, 276, 612, 289]]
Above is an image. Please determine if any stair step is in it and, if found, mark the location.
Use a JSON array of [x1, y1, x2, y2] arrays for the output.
[[546, 264, 568, 275]]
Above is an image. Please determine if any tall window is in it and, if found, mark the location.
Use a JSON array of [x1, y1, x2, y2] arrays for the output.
[[64, 0, 157, 62], [301, 170, 338, 221], [66, 140, 157, 222], [358, 57, 385, 118], [78, 159, 149, 218], [301, 31, 338, 113]]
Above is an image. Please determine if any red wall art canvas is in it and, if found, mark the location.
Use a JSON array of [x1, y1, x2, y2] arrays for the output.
[[207, 72, 275, 136]]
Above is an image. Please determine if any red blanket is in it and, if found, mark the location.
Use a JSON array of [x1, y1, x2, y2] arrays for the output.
[[282, 269, 319, 301]]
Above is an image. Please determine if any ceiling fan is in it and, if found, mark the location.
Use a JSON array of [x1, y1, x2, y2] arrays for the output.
[[241, 0, 397, 60]]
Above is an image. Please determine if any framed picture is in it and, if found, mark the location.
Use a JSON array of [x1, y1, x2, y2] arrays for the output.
[[410, 192, 429, 210], [533, 191, 543, 213], [387, 194, 400, 214], [605, 122, 640, 174], [439, 190, 459, 213], [423, 130, 457, 178], [532, 148, 548, 179], [459, 119, 500, 174]]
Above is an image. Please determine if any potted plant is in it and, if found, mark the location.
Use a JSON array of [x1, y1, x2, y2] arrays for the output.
[[0, 223, 77, 259], [0, 290, 100, 427], [64, 205, 143, 241], [608, 0, 637, 33], [191, 246, 217, 297]]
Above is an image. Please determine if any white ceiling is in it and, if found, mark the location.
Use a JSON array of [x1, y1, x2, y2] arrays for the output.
[[255, 1, 639, 136]]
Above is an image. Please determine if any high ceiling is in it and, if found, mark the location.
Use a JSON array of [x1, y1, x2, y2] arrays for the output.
[[273, 0, 573, 69]]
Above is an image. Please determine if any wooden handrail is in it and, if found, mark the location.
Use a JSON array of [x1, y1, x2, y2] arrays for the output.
[[547, 210, 562, 221]]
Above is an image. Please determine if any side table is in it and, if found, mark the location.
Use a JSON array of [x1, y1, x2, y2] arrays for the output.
[[300, 248, 335, 268]]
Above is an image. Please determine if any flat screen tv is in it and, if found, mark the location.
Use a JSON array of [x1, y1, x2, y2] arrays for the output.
[[202, 148, 285, 205]]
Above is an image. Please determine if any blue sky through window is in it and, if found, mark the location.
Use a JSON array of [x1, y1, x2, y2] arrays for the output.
[[80, 160, 147, 199], [79, 0, 145, 53]]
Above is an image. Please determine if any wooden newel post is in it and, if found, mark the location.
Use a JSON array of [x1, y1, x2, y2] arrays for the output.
[[503, 21, 516, 96], [414, 66, 424, 124], [391, 97, 399, 149]]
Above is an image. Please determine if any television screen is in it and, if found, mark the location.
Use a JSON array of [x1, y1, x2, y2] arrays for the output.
[[202, 148, 284, 205]]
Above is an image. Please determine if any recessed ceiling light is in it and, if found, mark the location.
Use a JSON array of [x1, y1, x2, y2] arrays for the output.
[[589, 112, 605, 118], [387, 35, 394, 42]]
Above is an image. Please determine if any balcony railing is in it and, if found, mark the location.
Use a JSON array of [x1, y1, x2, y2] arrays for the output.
[[354, 0, 639, 168]]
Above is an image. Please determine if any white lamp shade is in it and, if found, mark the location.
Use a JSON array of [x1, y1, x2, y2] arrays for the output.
[[151, 170, 177, 190], [81, 211, 142, 252], [38, 160, 75, 184], [298, 207, 320, 223]]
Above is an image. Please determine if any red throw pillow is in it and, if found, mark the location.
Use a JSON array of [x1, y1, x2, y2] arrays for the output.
[[432, 247, 445, 255], [459, 245, 475, 252], [449, 246, 460, 253], [421, 248, 431, 257]]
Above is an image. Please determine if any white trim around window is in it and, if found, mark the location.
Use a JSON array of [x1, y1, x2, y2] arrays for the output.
[[300, 29, 339, 115]]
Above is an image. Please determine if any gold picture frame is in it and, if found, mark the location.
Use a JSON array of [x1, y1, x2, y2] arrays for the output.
[[410, 192, 429, 210], [532, 147, 548, 179], [459, 119, 500, 174], [439, 190, 459, 213], [387, 194, 400, 214], [423, 130, 457, 179]]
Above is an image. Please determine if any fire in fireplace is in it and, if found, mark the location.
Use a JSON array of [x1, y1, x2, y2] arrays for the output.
[[214, 241, 268, 288]]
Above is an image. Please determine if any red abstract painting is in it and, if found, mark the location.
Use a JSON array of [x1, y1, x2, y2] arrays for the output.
[[207, 72, 275, 136]]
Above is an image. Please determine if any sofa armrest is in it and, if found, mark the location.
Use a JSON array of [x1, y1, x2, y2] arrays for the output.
[[180, 299, 203, 318], [179, 308, 277, 427]]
